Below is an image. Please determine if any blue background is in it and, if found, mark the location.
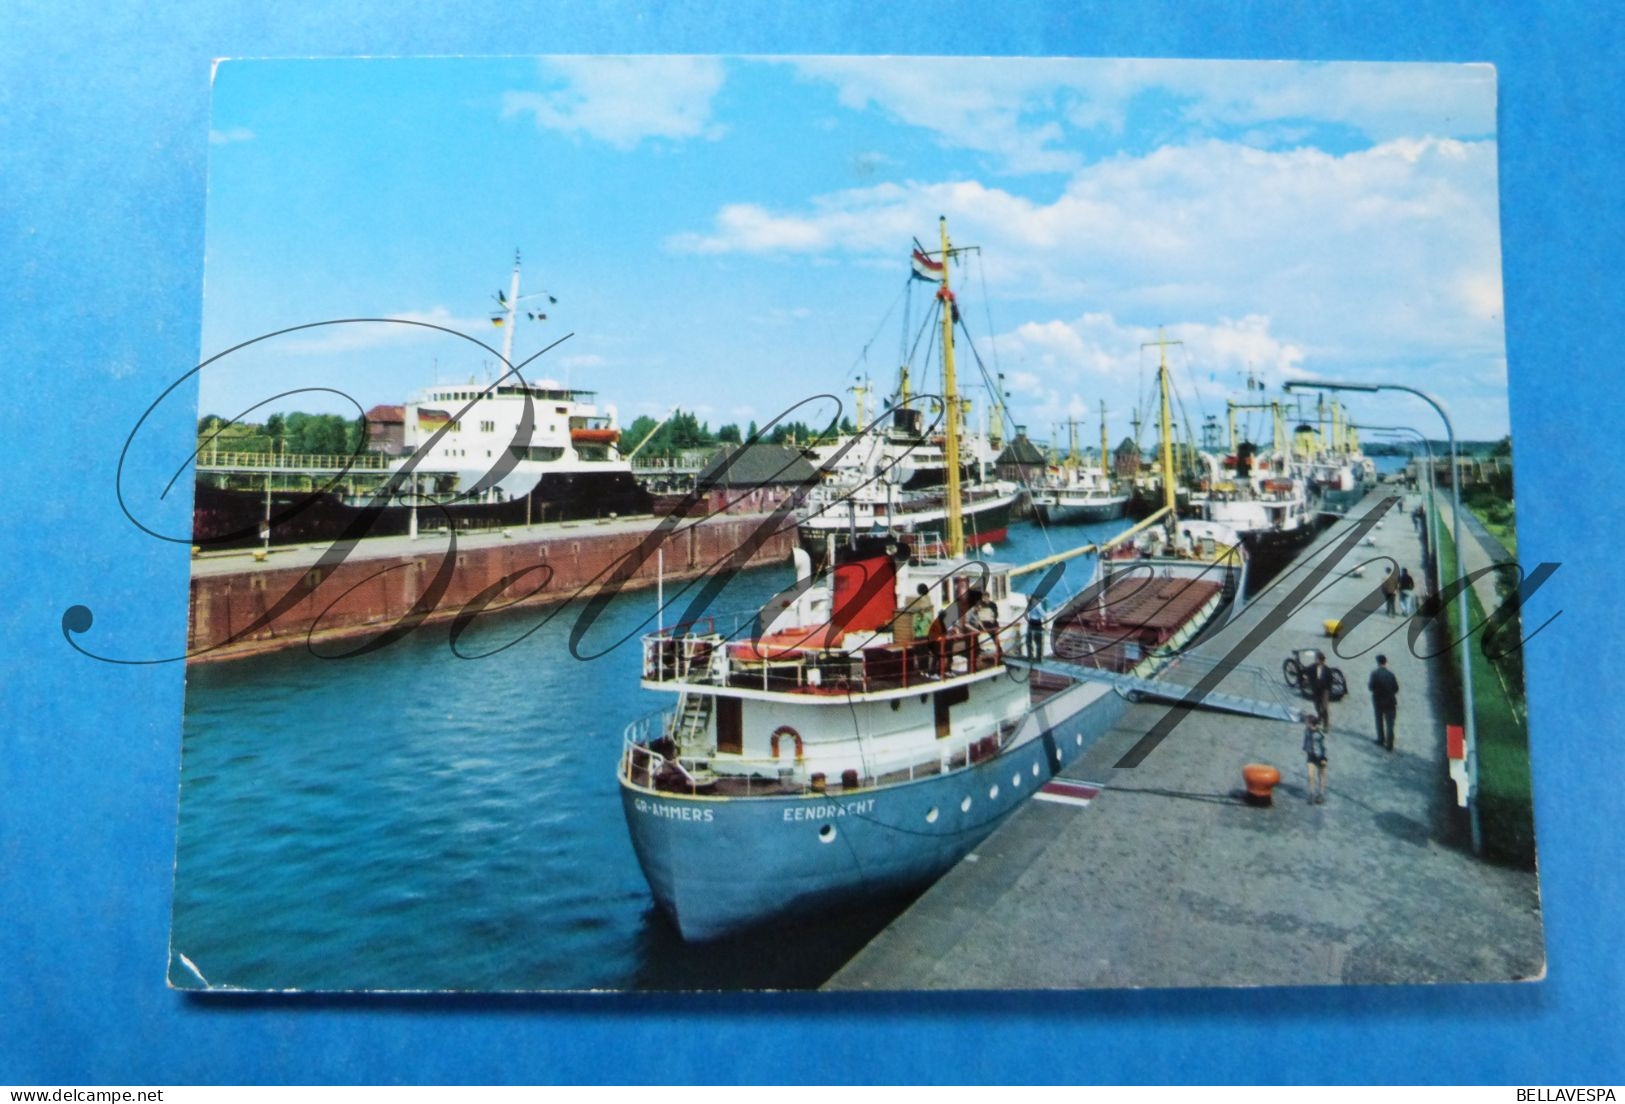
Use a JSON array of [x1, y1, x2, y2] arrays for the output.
[[3, 1, 1619, 1085]]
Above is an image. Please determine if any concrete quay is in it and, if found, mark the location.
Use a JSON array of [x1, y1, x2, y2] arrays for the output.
[[828, 493, 1544, 990]]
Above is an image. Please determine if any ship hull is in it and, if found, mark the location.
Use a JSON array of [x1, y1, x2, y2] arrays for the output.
[[1033, 495, 1129, 525], [1126, 487, 1192, 518], [1314, 482, 1368, 515], [1238, 518, 1328, 593], [620, 679, 1124, 942], [192, 470, 654, 549]]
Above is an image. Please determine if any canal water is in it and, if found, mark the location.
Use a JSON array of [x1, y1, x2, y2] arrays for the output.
[[171, 516, 1125, 991]]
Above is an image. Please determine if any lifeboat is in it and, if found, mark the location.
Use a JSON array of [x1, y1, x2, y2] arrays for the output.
[[571, 427, 620, 445]]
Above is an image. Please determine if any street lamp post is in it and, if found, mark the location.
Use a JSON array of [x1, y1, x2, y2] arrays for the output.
[[1357, 423, 1440, 586], [1286, 380, 1481, 855]]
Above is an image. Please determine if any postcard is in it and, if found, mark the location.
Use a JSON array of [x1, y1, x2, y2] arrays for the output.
[[152, 55, 1543, 991]]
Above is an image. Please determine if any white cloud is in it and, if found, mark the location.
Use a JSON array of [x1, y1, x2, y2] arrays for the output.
[[275, 308, 494, 355], [792, 57, 1085, 174], [208, 126, 255, 144], [994, 310, 1307, 434], [668, 136, 1505, 380], [786, 58, 1495, 174], [503, 57, 726, 150], [750, 306, 812, 325]]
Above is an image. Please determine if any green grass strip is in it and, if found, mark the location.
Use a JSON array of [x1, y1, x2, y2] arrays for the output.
[[1435, 520, 1535, 866]]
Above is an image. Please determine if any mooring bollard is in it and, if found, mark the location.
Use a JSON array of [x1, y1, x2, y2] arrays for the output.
[[1242, 763, 1282, 807]]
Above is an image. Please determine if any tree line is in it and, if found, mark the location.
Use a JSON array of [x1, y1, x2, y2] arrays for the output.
[[621, 409, 857, 456], [197, 412, 368, 456], [199, 406, 865, 458]]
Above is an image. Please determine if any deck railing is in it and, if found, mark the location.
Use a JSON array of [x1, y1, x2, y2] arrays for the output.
[[640, 620, 1021, 697], [195, 450, 394, 471], [620, 711, 1025, 797]]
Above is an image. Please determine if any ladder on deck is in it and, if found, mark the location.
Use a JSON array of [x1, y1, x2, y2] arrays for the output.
[[1007, 656, 1300, 723], [674, 692, 714, 744]]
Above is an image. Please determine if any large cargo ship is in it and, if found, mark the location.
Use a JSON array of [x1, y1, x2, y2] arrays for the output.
[[192, 255, 652, 548]]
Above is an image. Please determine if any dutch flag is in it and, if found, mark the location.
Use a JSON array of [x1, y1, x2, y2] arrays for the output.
[[911, 248, 944, 282]]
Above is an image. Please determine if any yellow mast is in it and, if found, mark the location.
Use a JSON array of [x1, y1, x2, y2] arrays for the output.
[[1273, 401, 1287, 460], [936, 216, 965, 557], [1068, 418, 1080, 469], [898, 364, 910, 409], [1157, 328, 1176, 516], [849, 378, 869, 432], [1227, 401, 1237, 452]]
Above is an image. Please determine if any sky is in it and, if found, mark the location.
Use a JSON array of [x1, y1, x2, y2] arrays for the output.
[[197, 56, 1509, 444]]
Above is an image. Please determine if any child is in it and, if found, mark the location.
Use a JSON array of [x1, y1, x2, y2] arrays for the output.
[[1302, 712, 1328, 804]]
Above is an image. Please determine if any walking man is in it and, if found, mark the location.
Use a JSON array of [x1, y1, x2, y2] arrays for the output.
[[1308, 650, 1335, 732], [1370, 654, 1399, 751], [1382, 566, 1400, 616], [1398, 566, 1416, 615]]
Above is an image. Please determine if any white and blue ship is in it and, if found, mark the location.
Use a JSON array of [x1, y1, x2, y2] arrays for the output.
[[618, 512, 1248, 941]]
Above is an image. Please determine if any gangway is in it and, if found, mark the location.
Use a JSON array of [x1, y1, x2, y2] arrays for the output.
[[1006, 654, 1301, 723]]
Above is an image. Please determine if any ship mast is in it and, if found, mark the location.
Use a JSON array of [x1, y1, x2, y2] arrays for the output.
[[499, 251, 521, 370], [1100, 400, 1110, 481], [1157, 328, 1177, 517], [934, 216, 966, 558], [491, 249, 557, 380]]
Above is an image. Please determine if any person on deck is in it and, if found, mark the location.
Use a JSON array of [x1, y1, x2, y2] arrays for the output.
[[1025, 595, 1046, 658], [966, 589, 1002, 660], [905, 583, 934, 639], [1382, 566, 1400, 616]]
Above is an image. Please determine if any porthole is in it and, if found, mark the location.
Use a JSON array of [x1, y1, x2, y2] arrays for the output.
[[1075, 734, 1084, 747], [925, 807, 939, 824], [960, 796, 972, 813], [890, 699, 901, 711], [988, 784, 1000, 800], [818, 824, 837, 843], [1012, 772, 1022, 787], [1054, 749, 1063, 765], [1031, 763, 1041, 777]]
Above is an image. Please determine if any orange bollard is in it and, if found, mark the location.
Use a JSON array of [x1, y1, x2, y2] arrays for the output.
[[1242, 763, 1282, 806]]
